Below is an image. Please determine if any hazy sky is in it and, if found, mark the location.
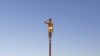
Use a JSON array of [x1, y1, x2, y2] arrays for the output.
[[0, 0, 100, 56]]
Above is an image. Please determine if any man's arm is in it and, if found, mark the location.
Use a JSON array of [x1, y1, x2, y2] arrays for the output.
[[44, 20, 49, 24], [52, 23, 54, 32]]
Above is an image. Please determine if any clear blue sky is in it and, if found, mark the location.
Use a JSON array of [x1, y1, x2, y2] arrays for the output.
[[0, 0, 100, 56]]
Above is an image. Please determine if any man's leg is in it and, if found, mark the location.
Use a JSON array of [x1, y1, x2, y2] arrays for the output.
[[49, 32, 52, 38]]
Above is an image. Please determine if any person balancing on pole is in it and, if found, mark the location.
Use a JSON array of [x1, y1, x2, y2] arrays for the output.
[[44, 18, 54, 56], [44, 18, 54, 38]]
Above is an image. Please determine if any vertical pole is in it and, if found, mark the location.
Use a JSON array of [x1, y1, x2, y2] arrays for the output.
[[49, 32, 52, 56], [49, 37, 51, 56]]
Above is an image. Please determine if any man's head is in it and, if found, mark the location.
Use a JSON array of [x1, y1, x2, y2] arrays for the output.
[[49, 18, 52, 23]]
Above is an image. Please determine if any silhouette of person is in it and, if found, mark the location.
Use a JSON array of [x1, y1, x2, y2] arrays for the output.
[[44, 18, 54, 38]]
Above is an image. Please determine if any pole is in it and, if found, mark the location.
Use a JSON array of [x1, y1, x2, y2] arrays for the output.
[[49, 32, 52, 56], [49, 36, 51, 56]]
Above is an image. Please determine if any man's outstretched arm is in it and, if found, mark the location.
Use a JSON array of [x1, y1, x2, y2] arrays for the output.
[[44, 20, 49, 24]]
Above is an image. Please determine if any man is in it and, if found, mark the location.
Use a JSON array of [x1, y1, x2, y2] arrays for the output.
[[44, 18, 54, 38]]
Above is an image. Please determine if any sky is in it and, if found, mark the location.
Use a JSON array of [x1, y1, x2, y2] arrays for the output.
[[0, 0, 100, 56]]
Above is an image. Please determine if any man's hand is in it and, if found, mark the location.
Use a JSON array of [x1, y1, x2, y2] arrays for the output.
[[44, 20, 49, 24]]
